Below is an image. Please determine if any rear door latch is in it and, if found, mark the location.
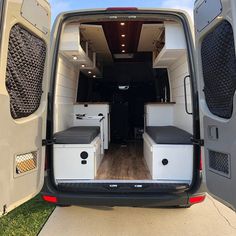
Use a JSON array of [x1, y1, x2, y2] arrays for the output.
[[191, 138, 204, 146], [42, 139, 55, 146]]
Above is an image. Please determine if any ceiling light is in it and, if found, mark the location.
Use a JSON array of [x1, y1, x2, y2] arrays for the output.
[[121, 44, 125, 47], [88, 71, 92, 74], [93, 75, 96, 78], [122, 50, 125, 53], [121, 34, 126, 38], [120, 22, 125, 26], [81, 64, 86, 68], [72, 55, 78, 60]]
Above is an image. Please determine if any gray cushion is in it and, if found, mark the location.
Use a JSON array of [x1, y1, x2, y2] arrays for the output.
[[146, 126, 192, 145], [54, 126, 100, 144]]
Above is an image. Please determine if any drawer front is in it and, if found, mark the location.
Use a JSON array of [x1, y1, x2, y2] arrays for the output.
[[54, 146, 95, 180], [153, 145, 193, 181]]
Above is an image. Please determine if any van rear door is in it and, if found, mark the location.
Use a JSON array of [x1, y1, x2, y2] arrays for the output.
[[0, 0, 50, 216], [194, 0, 236, 210]]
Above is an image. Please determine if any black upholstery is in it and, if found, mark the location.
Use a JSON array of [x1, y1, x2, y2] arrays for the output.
[[54, 126, 100, 144], [146, 126, 192, 145]]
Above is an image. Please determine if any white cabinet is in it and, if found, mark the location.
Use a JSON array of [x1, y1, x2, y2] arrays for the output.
[[143, 133, 193, 182], [54, 137, 101, 181], [73, 103, 110, 149], [144, 103, 175, 127], [153, 23, 186, 68], [59, 23, 102, 77]]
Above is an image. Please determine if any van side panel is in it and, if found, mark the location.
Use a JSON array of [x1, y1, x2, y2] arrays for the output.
[[54, 55, 79, 133], [169, 54, 193, 133]]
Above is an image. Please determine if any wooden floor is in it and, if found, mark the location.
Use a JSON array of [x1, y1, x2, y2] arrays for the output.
[[96, 142, 151, 180]]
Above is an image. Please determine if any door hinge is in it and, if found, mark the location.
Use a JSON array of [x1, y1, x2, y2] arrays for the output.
[[42, 139, 55, 146], [191, 138, 204, 146]]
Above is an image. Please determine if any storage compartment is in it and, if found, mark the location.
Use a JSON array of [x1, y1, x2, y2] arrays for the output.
[[143, 127, 193, 182], [53, 127, 102, 181], [59, 23, 103, 78], [153, 23, 187, 68]]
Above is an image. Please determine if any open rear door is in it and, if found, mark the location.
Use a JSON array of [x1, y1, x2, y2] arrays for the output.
[[194, 0, 236, 210], [0, 0, 50, 215]]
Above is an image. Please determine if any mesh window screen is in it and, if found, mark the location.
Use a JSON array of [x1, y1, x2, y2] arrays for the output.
[[15, 151, 38, 175], [201, 20, 236, 119], [5, 24, 46, 119], [209, 150, 230, 178]]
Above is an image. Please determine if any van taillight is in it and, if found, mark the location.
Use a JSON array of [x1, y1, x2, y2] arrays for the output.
[[106, 7, 138, 11], [189, 195, 206, 205], [42, 195, 58, 203]]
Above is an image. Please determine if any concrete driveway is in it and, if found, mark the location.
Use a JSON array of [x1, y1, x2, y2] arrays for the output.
[[39, 195, 236, 236]]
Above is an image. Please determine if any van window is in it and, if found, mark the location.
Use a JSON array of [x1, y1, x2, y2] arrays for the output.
[[76, 67, 170, 103], [201, 20, 236, 119], [5, 24, 46, 119]]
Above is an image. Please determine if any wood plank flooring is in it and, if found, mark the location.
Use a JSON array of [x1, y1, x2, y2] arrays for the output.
[[96, 142, 151, 180]]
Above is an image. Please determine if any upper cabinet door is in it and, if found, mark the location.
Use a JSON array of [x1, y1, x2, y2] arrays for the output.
[[0, 0, 51, 216], [194, 0, 236, 210]]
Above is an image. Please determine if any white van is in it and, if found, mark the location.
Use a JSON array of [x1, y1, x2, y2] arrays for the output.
[[1, 0, 236, 215]]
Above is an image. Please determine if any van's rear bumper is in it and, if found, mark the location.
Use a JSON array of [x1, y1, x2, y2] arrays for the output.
[[41, 176, 191, 207]]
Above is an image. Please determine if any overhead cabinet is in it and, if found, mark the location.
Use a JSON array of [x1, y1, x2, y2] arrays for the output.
[[153, 23, 187, 68], [60, 23, 102, 77]]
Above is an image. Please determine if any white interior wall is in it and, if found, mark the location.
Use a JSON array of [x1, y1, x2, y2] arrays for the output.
[[169, 54, 193, 133], [54, 54, 79, 132]]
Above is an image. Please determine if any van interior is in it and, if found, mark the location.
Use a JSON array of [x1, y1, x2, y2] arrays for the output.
[[52, 16, 194, 188]]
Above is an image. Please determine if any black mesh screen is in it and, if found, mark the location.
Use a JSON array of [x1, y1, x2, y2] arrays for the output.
[[201, 20, 236, 119], [5, 24, 46, 119], [209, 150, 230, 177]]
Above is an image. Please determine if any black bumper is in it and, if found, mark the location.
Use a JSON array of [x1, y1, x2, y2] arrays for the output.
[[41, 176, 190, 207]]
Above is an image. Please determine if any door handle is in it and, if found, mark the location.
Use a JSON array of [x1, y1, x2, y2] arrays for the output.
[[184, 75, 193, 115]]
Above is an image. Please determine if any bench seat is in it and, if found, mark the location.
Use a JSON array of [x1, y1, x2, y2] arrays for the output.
[[54, 126, 100, 144], [53, 126, 102, 181], [143, 126, 193, 182], [145, 126, 192, 145]]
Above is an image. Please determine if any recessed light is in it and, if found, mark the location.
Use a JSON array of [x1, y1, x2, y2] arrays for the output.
[[93, 75, 96, 78], [121, 44, 125, 47], [88, 71, 92, 74], [122, 50, 125, 53], [72, 55, 78, 60], [121, 34, 126, 38], [120, 22, 125, 26], [81, 64, 86, 68]]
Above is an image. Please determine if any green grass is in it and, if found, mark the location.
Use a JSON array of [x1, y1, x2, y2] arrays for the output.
[[0, 195, 55, 236]]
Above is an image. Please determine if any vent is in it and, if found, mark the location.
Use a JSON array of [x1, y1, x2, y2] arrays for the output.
[[5, 24, 46, 119], [201, 20, 236, 119], [15, 151, 38, 175], [208, 150, 230, 178]]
